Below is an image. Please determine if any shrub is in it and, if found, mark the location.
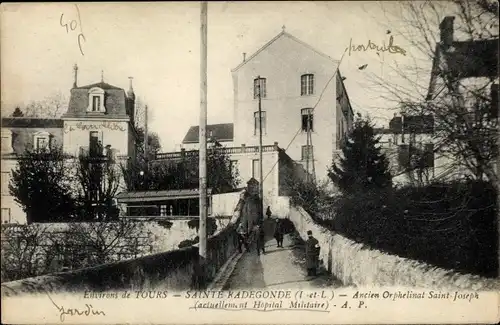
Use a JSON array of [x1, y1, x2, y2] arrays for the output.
[[330, 180, 498, 277]]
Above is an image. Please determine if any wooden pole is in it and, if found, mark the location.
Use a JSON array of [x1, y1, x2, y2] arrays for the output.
[[199, 1, 208, 261], [258, 76, 264, 220]]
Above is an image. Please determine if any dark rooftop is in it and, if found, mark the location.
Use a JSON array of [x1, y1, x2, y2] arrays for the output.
[[116, 188, 213, 203], [1, 117, 64, 128], [182, 123, 234, 143]]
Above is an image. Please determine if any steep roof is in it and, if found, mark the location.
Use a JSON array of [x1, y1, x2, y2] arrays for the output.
[[76, 82, 123, 90], [427, 38, 498, 100], [1, 117, 64, 128], [232, 31, 338, 72], [182, 123, 234, 144], [62, 81, 130, 119], [1, 118, 64, 155]]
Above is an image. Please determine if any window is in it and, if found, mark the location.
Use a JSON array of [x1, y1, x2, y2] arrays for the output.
[[1, 172, 9, 195], [253, 78, 267, 99], [229, 160, 238, 174], [301, 145, 313, 161], [36, 137, 48, 150], [301, 108, 314, 132], [423, 143, 435, 168], [92, 96, 101, 112], [1, 208, 10, 224], [254, 111, 267, 135], [89, 131, 101, 155], [301, 74, 314, 95], [160, 205, 167, 216], [87, 87, 105, 112], [252, 159, 260, 179]]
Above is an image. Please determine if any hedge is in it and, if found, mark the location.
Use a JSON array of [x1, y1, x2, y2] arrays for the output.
[[321, 180, 498, 278]]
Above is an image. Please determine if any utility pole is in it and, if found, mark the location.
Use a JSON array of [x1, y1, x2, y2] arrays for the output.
[[144, 104, 149, 175], [308, 111, 316, 183], [305, 112, 310, 182], [257, 76, 264, 221], [199, 1, 208, 264]]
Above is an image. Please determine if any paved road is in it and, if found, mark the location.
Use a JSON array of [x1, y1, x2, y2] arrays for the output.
[[225, 232, 343, 290]]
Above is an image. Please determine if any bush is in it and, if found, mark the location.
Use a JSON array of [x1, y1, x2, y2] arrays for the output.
[[330, 180, 498, 277]]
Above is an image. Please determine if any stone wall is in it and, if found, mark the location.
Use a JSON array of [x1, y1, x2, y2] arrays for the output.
[[289, 205, 500, 290], [1, 191, 249, 296]]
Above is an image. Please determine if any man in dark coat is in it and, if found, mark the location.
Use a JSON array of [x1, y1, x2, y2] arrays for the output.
[[305, 230, 320, 276], [274, 219, 284, 247], [256, 224, 266, 255]]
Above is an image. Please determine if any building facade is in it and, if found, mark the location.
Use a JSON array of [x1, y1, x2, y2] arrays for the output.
[[176, 30, 354, 183], [1, 65, 139, 224], [376, 16, 498, 186]]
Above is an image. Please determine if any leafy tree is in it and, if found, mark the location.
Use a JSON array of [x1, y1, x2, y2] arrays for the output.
[[11, 107, 24, 117], [134, 142, 240, 194], [24, 91, 68, 118], [368, 1, 498, 182], [9, 147, 76, 224], [73, 154, 122, 221], [328, 115, 392, 194]]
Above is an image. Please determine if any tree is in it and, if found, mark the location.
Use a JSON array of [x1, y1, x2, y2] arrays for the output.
[[73, 153, 122, 221], [11, 107, 24, 117], [328, 115, 392, 194], [366, 1, 498, 182], [9, 147, 76, 224], [24, 91, 69, 118]]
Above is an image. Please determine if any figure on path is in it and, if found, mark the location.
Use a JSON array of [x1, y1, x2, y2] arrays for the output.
[[266, 206, 272, 219], [274, 218, 284, 248], [256, 224, 266, 256], [237, 223, 249, 252], [305, 230, 320, 276]]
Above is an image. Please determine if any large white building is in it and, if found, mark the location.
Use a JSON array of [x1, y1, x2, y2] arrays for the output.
[[1, 65, 139, 224], [167, 29, 354, 212]]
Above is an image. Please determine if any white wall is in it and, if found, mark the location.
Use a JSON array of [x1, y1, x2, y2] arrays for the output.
[[211, 191, 241, 217], [1, 158, 25, 224], [62, 119, 130, 156], [288, 205, 499, 290], [232, 34, 339, 182]]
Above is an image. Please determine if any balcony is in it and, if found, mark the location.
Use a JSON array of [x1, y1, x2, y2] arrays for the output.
[[155, 143, 280, 160]]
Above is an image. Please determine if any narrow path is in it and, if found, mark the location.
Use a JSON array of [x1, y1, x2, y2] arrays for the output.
[[225, 232, 343, 290]]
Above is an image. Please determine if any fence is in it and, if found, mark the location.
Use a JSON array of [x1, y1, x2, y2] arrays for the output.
[[1, 189, 250, 296]]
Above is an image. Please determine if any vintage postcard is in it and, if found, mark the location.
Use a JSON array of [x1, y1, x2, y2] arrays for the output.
[[1, 1, 499, 324]]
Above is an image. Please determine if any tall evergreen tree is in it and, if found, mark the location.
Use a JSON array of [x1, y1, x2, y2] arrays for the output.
[[9, 147, 76, 223], [11, 107, 24, 117], [328, 115, 392, 194]]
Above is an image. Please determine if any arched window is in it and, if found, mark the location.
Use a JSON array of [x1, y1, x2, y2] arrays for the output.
[[301, 74, 314, 95], [87, 87, 106, 113]]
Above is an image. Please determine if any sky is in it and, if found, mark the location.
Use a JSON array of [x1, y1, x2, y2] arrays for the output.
[[1, 1, 443, 151]]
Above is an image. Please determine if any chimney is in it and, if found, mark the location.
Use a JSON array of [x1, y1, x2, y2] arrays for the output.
[[440, 16, 455, 48], [243, 52, 246, 62], [128, 76, 134, 91], [73, 64, 78, 88]]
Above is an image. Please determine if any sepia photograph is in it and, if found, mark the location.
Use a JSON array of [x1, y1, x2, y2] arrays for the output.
[[0, 1, 499, 324]]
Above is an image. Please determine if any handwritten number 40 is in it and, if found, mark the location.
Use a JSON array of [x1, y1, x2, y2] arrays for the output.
[[60, 13, 86, 56]]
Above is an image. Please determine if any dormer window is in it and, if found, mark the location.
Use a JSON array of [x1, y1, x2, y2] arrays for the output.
[[33, 131, 51, 151], [87, 87, 106, 113], [92, 96, 101, 112]]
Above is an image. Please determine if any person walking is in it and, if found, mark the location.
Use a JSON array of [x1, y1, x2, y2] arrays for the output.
[[256, 224, 266, 255], [305, 230, 320, 276], [274, 218, 284, 248], [266, 206, 272, 219], [237, 223, 248, 253]]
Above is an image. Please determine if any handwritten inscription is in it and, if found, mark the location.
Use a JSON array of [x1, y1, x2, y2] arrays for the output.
[[47, 293, 106, 322], [60, 4, 86, 56], [346, 35, 406, 56], [64, 121, 126, 134]]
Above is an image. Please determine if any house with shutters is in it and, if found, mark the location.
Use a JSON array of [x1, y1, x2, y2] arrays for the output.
[[376, 16, 498, 185], [1, 65, 139, 224]]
